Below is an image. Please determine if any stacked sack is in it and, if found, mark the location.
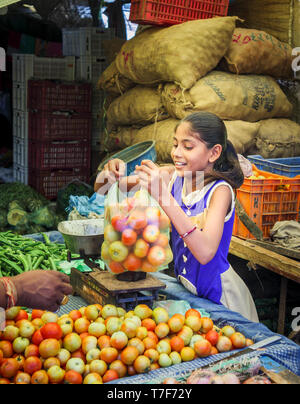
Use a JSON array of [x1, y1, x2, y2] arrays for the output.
[[97, 18, 300, 163]]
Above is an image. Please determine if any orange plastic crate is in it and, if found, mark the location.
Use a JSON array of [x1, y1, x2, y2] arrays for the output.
[[233, 166, 300, 239], [129, 0, 229, 26]]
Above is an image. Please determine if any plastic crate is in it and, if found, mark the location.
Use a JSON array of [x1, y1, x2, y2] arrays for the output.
[[12, 54, 76, 82], [28, 110, 92, 141], [13, 109, 28, 140], [13, 164, 29, 185], [247, 155, 300, 178], [28, 139, 91, 170], [29, 168, 90, 200], [79, 56, 108, 84], [233, 166, 300, 239], [12, 82, 27, 111], [27, 80, 92, 113], [13, 137, 28, 168], [63, 28, 113, 57], [129, 0, 230, 26]]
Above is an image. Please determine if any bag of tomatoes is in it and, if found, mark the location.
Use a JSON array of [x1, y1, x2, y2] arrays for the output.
[[101, 184, 173, 275]]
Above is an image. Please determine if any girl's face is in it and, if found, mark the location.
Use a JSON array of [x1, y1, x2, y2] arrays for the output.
[[171, 122, 219, 177]]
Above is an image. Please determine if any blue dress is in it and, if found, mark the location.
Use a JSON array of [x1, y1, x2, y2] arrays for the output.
[[171, 175, 235, 304]]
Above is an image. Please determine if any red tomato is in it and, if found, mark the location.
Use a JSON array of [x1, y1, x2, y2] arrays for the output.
[[108, 261, 125, 274], [111, 214, 127, 232], [123, 254, 142, 272], [23, 356, 42, 375], [121, 228, 137, 246], [31, 329, 44, 346], [153, 233, 169, 248], [147, 246, 166, 267], [40, 323, 63, 340], [205, 329, 219, 346], [185, 309, 202, 319], [143, 225, 160, 243], [31, 310, 45, 320], [128, 210, 147, 230], [141, 260, 158, 273], [64, 370, 83, 385], [145, 207, 160, 225], [0, 358, 19, 379], [102, 369, 119, 383], [15, 310, 28, 322]]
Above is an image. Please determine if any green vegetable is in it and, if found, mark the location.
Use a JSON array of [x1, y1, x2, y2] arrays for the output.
[[7, 208, 28, 227], [29, 206, 55, 228], [0, 231, 78, 276]]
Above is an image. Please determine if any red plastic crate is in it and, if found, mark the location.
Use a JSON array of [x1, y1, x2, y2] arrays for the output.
[[28, 80, 92, 113], [28, 111, 92, 141], [29, 168, 90, 200], [233, 166, 300, 240], [28, 139, 91, 170], [129, 0, 229, 26]]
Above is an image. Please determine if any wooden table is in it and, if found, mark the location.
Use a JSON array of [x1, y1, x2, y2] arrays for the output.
[[229, 236, 300, 335]]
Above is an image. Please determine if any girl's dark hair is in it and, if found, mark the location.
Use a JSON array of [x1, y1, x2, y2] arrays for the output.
[[180, 112, 244, 189]]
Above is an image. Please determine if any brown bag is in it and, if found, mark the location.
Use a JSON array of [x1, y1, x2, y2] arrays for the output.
[[106, 85, 169, 126], [223, 28, 294, 78], [115, 17, 238, 90], [256, 119, 300, 158], [97, 60, 134, 95], [224, 120, 260, 155], [161, 71, 293, 122]]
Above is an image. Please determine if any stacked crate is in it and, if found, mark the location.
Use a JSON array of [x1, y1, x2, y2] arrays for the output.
[[12, 54, 76, 185], [62, 27, 113, 149], [27, 79, 92, 200]]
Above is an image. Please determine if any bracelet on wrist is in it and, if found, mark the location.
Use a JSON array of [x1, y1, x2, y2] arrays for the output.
[[180, 226, 197, 239], [0, 278, 18, 309]]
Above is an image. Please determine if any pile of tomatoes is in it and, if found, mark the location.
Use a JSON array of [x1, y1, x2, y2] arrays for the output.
[[102, 192, 173, 274], [0, 304, 253, 384]]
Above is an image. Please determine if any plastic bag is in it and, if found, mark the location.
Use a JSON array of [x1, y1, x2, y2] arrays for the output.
[[101, 183, 173, 275], [67, 192, 105, 217]]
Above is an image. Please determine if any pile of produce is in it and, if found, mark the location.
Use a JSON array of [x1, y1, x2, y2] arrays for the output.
[[102, 189, 173, 274], [0, 232, 75, 276], [0, 183, 65, 235], [0, 304, 252, 384]]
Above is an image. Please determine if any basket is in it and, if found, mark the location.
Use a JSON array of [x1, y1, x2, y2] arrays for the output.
[[13, 109, 28, 140], [247, 155, 300, 178], [12, 54, 76, 82], [29, 168, 90, 200], [129, 0, 230, 26], [79, 56, 108, 84], [28, 110, 92, 141], [12, 82, 27, 111], [233, 166, 300, 240], [28, 139, 91, 171], [98, 141, 157, 176], [27, 80, 92, 113], [13, 164, 29, 185], [13, 137, 28, 168]]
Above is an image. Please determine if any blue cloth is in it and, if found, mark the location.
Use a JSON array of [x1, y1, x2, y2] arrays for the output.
[[67, 192, 105, 216], [171, 177, 235, 303]]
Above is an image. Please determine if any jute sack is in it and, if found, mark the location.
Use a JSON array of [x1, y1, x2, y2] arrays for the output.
[[224, 120, 260, 155], [133, 119, 179, 163], [161, 71, 293, 122], [105, 126, 140, 152], [229, 0, 300, 48], [223, 28, 294, 79], [115, 17, 238, 90], [106, 85, 169, 126], [256, 119, 300, 158], [97, 60, 134, 95]]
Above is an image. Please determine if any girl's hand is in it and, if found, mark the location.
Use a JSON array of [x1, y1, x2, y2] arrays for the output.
[[95, 158, 126, 193], [135, 160, 169, 202]]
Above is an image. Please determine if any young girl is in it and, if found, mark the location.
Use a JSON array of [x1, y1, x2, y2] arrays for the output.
[[95, 112, 259, 323]]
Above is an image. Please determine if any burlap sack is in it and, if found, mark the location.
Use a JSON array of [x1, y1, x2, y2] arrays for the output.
[[161, 71, 293, 122], [105, 126, 140, 152], [106, 85, 169, 126], [223, 28, 294, 78], [102, 38, 126, 64], [256, 119, 300, 158], [224, 120, 260, 155], [97, 60, 134, 95], [120, 119, 177, 163], [115, 17, 238, 90]]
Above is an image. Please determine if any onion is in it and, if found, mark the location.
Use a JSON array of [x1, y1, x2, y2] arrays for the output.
[[243, 376, 271, 384], [186, 370, 217, 384], [221, 373, 241, 384]]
